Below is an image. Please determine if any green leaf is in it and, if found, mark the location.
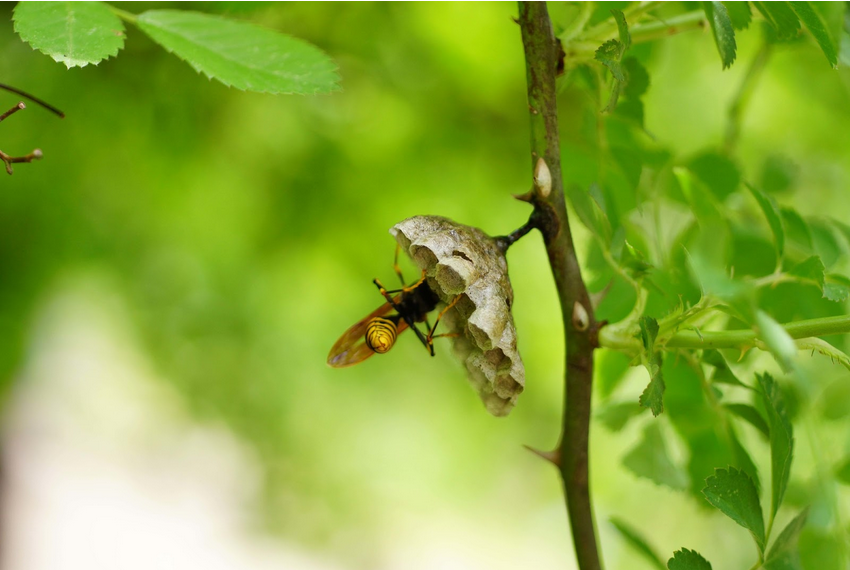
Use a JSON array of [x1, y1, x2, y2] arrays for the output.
[[704, 350, 747, 387], [639, 317, 665, 416], [13, 1, 125, 68], [788, 255, 825, 289], [611, 9, 631, 51], [754, 1, 802, 40], [835, 455, 850, 484], [762, 156, 798, 194], [667, 548, 713, 570], [597, 400, 645, 431], [725, 403, 770, 439], [823, 273, 850, 302], [747, 183, 785, 268], [136, 10, 340, 94], [780, 208, 813, 251], [756, 311, 797, 372], [595, 39, 625, 81], [689, 151, 741, 200], [763, 508, 809, 570], [567, 183, 612, 245], [703, 1, 737, 69], [789, 1, 838, 68], [623, 57, 649, 99], [611, 517, 666, 570], [757, 373, 794, 522], [723, 1, 752, 30], [623, 422, 689, 489], [622, 240, 653, 278], [702, 466, 766, 555]]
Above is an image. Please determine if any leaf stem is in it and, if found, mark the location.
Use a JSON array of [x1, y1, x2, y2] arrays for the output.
[[600, 314, 850, 352], [109, 5, 138, 25], [518, 4, 601, 570]]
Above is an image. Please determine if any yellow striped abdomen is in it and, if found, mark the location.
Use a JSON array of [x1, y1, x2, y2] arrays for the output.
[[365, 317, 397, 354]]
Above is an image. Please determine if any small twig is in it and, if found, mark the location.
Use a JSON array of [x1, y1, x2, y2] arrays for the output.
[[0, 102, 25, 123], [494, 212, 540, 253], [0, 148, 43, 175]]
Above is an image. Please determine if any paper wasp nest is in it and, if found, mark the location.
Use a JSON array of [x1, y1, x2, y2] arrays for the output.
[[390, 216, 525, 416]]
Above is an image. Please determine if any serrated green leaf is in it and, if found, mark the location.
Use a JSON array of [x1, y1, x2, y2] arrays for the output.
[[823, 274, 850, 302], [789, 1, 838, 67], [611, 517, 666, 570], [724, 1, 752, 30], [639, 317, 664, 416], [757, 373, 794, 522], [611, 9, 631, 51], [788, 255, 825, 289], [13, 1, 125, 68], [702, 466, 766, 555], [703, 1, 737, 69], [136, 10, 339, 94], [763, 508, 809, 570], [623, 422, 689, 489], [754, 1, 802, 39], [747, 183, 785, 268], [668, 548, 713, 570], [756, 311, 797, 372], [595, 39, 625, 81], [725, 403, 770, 439]]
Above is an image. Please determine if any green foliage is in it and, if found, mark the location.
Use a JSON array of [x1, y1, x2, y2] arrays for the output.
[[622, 421, 688, 489], [702, 466, 766, 556], [136, 10, 339, 94], [762, 508, 808, 570], [638, 316, 664, 416], [610, 517, 666, 570], [723, 1, 752, 30], [13, 2, 125, 68], [757, 373, 794, 523], [703, 1, 737, 69], [13, 1, 339, 94], [667, 548, 713, 570]]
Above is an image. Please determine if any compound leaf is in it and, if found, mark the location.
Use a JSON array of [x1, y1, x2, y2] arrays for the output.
[[668, 549, 713, 570], [702, 466, 765, 555], [703, 1, 737, 69]]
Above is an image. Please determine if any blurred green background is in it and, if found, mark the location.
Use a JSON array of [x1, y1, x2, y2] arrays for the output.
[[0, 2, 849, 569]]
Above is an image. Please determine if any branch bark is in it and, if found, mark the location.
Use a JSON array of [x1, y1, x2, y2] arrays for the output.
[[518, 4, 601, 570]]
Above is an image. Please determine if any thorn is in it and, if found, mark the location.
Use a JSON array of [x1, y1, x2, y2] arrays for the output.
[[523, 444, 561, 466], [737, 346, 752, 361], [514, 189, 534, 203]]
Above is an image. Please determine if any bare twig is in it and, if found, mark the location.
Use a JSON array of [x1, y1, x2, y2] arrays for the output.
[[518, 3, 600, 570]]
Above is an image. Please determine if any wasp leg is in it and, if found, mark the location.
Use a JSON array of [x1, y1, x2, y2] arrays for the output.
[[373, 278, 432, 352], [382, 270, 428, 295], [426, 295, 463, 356], [393, 243, 406, 286]]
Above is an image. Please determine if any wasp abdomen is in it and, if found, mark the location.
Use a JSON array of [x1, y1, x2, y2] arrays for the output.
[[365, 317, 398, 353]]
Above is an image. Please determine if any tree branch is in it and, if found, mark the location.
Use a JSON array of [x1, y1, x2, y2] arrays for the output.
[[518, 4, 601, 570]]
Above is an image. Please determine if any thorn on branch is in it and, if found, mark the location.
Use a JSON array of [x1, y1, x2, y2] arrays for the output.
[[523, 444, 561, 466]]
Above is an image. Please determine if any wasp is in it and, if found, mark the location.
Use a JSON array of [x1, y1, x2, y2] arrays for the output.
[[327, 246, 461, 368]]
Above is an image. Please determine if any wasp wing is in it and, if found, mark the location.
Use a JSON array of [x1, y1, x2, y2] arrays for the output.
[[327, 297, 408, 368]]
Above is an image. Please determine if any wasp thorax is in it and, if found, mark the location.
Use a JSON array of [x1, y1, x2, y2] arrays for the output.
[[365, 317, 397, 354]]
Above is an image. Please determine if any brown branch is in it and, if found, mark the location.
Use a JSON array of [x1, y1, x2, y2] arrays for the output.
[[518, 3, 601, 569]]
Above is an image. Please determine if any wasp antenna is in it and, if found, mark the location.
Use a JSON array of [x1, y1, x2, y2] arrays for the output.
[[0, 83, 64, 118]]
